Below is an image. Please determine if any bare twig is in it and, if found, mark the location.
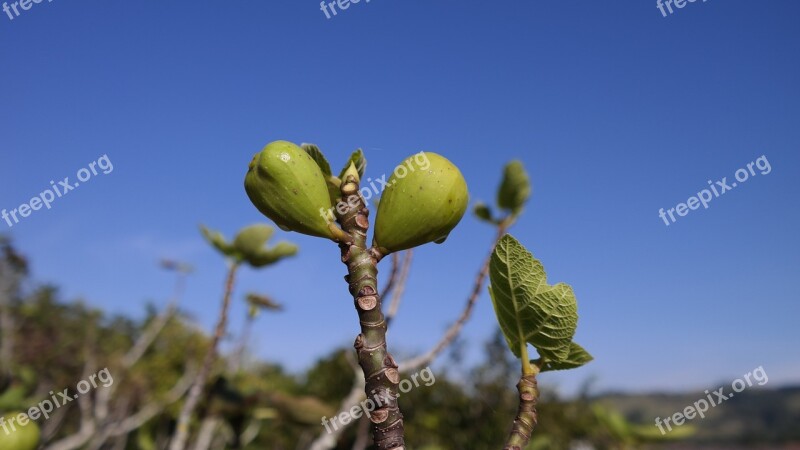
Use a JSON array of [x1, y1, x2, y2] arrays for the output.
[[44, 331, 99, 450], [44, 366, 196, 450], [385, 250, 412, 327], [87, 395, 133, 450], [399, 224, 508, 373], [44, 396, 96, 450], [239, 420, 262, 448], [123, 269, 188, 368], [40, 404, 71, 442], [307, 371, 366, 450], [381, 253, 402, 299], [96, 268, 189, 422], [192, 417, 220, 450], [104, 367, 196, 439], [351, 416, 371, 450], [170, 263, 239, 450]]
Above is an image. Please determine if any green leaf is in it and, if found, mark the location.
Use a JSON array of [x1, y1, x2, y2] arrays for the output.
[[202, 224, 297, 267], [488, 234, 578, 362], [338, 148, 366, 180], [497, 160, 531, 214], [246, 293, 283, 311], [233, 224, 274, 258], [301, 143, 332, 177], [301, 143, 341, 203], [536, 342, 592, 372], [247, 241, 298, 267], [200, 225, 235, 257], [473, 201, 494, 223]]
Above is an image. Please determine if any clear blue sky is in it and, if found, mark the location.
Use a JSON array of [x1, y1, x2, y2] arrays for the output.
[[1, 0, 798, 394]]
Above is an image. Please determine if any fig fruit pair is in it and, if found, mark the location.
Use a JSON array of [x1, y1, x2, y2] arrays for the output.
[[244, 141, 468, 255]]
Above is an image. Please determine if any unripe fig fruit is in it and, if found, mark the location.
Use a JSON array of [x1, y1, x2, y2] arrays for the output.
[[245, 141, 336, 239], [0, 412, 40, 450], [373, 152, 468, 255]]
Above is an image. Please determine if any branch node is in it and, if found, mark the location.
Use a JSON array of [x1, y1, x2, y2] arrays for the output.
[[384, 368, 400, 384], [369, 409, 390, 424], [357, 296, 378, 310]]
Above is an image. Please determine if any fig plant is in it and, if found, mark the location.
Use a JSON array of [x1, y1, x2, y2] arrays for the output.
[[170, 224, 297, 450], [318, 160, 535, 450], [244, 140, 468, 449], [489, 234, 593, 450]]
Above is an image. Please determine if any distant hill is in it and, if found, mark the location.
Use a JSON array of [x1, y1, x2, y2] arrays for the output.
[[595, 385, 800, 448]]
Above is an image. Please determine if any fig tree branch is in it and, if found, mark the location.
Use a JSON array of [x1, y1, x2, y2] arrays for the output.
[[335, 170, 405, 450], [170, 262, 240, 450], [385, 250, 412, 327], [399, 223, 509, 373], [502, 373, 539, 450], [96, 269, 188, 421], [381, 253, 402, 299], [307, 371, 366, 450]]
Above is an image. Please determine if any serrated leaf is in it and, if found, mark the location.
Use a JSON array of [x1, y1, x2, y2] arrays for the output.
[[488, 234, 578, 362], [301, 143, 332, 177], [473, 201, 494, 223], [497, 161, 531, 214], [338, 148, 366, 180], [536, 342, 592, 372]]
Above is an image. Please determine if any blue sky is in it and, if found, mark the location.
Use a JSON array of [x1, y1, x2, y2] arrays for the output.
[[1, 0, 799, 394]]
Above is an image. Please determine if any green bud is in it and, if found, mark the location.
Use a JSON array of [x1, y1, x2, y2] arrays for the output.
[[373, 152, 468, 255], [0, 412, 40, 450], [245, 141, 336, 239], [497, 160, 531, 215]]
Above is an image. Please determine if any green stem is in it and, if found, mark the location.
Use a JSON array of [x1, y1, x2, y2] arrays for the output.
[[502, 371, 540, 450], [520, 344, 534, 376], [335, 173, 405, 450]]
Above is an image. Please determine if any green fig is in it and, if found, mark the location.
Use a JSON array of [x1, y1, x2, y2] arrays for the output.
[[0, 412, 40, 450], [245, 141, 336, 239], [373, 152, 468, 255]]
